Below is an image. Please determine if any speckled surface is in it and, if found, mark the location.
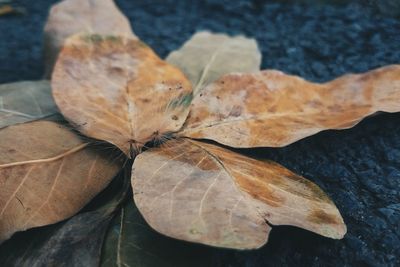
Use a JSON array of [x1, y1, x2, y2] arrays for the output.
[[0, 0, 399, 266]]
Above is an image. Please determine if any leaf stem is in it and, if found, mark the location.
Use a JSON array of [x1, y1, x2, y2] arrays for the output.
[[0, 143, 89, 168], [117, 207, 125, 267]]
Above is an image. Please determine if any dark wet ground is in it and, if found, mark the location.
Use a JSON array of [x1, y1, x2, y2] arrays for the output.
[[1, 0, 399, 266]]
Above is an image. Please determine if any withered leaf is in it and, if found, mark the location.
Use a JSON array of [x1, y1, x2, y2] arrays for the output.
[[0, 80, 58, 129], [166, 31, 261, 92], [44, 0, 136, 77], [0, 169, 129, 267], [52, 34, 193, 156], [181, 65, 400, 148], [101, 200, 215, 267], [132, 139, 345, 249], [0, 120, 122, 242]]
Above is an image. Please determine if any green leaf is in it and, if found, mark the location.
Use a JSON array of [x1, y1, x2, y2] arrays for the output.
[[101, 200, 216, 267], [166, 31, 261, 93], [0, 168, 130, 267], [0, 80, 58, 128]]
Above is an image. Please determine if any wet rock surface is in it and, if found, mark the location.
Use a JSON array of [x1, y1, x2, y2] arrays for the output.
[[1, 0, 399, 266]]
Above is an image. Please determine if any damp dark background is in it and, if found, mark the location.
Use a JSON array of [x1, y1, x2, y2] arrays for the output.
[[0, 0, 399, 266]]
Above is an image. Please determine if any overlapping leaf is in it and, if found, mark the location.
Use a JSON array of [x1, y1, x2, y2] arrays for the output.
[[101, 200, 215, 267], [132, 139, 346, 249], [0, 80, 58, 128], [52, 34, 193, 156], [51, 31, 351, 250], [0, 169, 129, 267], [166, 31, 261, 92], [44, 0, 136, 77], [181, 65, 400, 148], [0, 120, 123, 242]]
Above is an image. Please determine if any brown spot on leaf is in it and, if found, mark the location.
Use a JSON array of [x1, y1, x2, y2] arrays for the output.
[[108, 66, 125, 76], [308, 100, 322, 108], [229, 105, 243, 117], [308, 209, 339, 225], [156, 140, 220, 171], [283, 176, 334, 204], [267, 105, 277, 113], [327, 104, 343, 113], [230, 169, 285, 207]]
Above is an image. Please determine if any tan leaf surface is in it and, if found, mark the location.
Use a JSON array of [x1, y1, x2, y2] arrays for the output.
[[132, 139, 345, 249], [181, 65, 400, 148], [44, 0, 135, 78], [166, 31, 261, 93], [0, 80, 58, 129], [0, 120, 122, 242], [52, 34, 193, 156]]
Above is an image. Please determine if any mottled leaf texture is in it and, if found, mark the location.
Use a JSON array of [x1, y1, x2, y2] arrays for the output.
[[44, 0, 135, 77], [101, 200, 214, 267], [0, 80, 58, 128], [182, 65, 400, 148], [132, 139, 345, 249], [166, 31, 261, 92], [0, 120, 122, 242], [52, 34, 193, 156], [0, 170, 129, 267]]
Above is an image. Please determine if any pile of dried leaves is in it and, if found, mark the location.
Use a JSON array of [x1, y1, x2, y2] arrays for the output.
[[0, 0, 399, 265]]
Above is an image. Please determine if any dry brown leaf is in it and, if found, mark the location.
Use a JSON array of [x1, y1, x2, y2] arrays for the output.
[[0, 80, 58, 129], [52, 34, 193, 156], [181, 65, 400, 148], [0, 120, 122, 242], [166, 31, 261, 92], [44, 0, 135, 78], [132, 139, 345, 249]]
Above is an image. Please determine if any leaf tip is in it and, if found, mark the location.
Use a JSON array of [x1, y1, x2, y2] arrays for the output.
[[307, 208, 347, 239]]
